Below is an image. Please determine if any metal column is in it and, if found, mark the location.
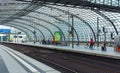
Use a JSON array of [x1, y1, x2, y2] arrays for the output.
[[97, 17, 99, 47], [71, 15, 74, 48]]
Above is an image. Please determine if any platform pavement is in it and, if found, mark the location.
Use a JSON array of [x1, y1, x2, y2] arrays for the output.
[[19, 42, 120, 59]]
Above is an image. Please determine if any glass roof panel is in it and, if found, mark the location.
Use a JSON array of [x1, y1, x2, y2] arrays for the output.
[[0, 1, 120, 42], [87, 0, 120, 7]]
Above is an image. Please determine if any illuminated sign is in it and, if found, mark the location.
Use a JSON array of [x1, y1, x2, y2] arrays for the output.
[[54, 31, 61, 42], [0, 29, 10, 33]]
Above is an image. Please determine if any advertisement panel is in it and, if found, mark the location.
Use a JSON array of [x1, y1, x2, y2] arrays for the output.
[[54, 31, 61, 42]]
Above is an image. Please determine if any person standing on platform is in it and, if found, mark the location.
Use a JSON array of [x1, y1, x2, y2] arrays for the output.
[[89, 38, 94, 49], [52, 38, 55, 45], [101, 43, 106, 51], [47, 39, 50, 44]]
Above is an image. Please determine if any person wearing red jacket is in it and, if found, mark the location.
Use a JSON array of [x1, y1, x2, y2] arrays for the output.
[[89, 38, 94, 49], [52, 38, 55, 45]]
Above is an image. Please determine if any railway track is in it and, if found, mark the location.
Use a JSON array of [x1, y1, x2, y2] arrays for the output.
[[1, 43, 120, 73]]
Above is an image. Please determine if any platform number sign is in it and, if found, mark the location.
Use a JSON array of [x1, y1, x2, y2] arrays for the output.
[[54, 31, 61, 42]]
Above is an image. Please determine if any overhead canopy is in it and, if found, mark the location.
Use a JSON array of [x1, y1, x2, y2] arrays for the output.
[[0, 0, 120, 42], [16, 0, 120, 12]]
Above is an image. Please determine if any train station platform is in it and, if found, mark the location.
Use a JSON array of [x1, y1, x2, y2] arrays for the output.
[[0, 44, 61, 73], [20, 42, 120, 59]]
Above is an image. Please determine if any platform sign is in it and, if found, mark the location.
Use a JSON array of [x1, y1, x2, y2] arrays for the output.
[[54, 31, 61, 42], [0, 29, 10, 34]]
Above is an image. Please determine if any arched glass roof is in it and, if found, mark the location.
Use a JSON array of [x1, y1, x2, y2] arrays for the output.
[[0, 0, 120, 42], [87, 0, 120, 7]]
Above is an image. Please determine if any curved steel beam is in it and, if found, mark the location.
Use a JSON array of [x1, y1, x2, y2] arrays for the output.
[[1, 16, 46, 41], [9, 24, 32, 41], [9, 21, 37, 42], [8, 23, 34, 40], [0, 3, 118, 34], [4, 24, 31, 41], [1, 13, 66, 41], [33, 11, 79, 42], [1, 16, 54, 40], [0, 13, 66, 41], [26, 15, 66, 41], [0, 9, 79, 42], [70, 6, 118, 35], [16, 0, 120, 13], [14, 18, 54, 39], [12, 20, 45, 40], [45, 5, 96, 41], [0, 2, 30, 6], [92, 9, 118, 35]]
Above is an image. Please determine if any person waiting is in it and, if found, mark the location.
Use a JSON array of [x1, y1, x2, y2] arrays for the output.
[[101, 43, 106, 51], [89, 38, 94, 49]]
